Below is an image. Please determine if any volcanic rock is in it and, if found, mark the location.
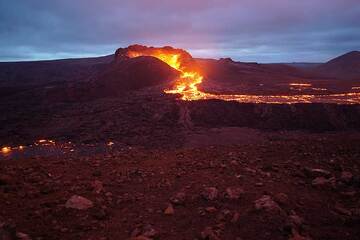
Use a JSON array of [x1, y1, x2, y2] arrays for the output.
[[274, 193, 289, 206], [311, 177, 335, 187], [130, 224, 158, 239], [201, 187, 219, 201], [224, 187, 244, 200], [164, 203, 175, 215], [254, 195, 283, 213], [289, 230, 311, 240], [231, 212, 240, 223], [16, 232, 31, 240], [205, 207, 218, 213], [288, 211, 304, 227], [170, 191, 186, 205], [92, 180, 104, 194], [65, 195, 94, 210], [304, 168, 331, 178], [200, 226, 221, 240], [340, 171, 353, 184]]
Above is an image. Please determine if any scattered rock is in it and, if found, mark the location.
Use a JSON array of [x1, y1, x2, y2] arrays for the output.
[[201, 187, 219, 201], [289, 229, 311, 240], [254, 195, 283, 214], [312, 177, 327, 186], [304, 168, 331, 178], [216, 209, 232, 222], [289, 211, 303, 227], [200, 226, 221, 240], [205, 207, 217, 213], [225, 187, 244, 200], [311, 177, 335, 188], [170, 191, 186, 205], [274, 193, 289, 206], [231, 212, 240, 223], [140, 224, 158, 239], [92, 180, 104, 194], [334, 204, 352, 216], [130, 224, 159, 239], [164, 203, 174, 215], [65, 195, 94, 210], [16, 232, 31, 240]]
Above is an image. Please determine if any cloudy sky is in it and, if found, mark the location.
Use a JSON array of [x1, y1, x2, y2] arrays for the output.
[[0, 0, 359, 62]]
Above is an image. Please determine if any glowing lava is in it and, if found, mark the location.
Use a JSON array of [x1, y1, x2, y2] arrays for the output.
[[124, 45, 204, 100], [121, 45, 360, 104], [1, 146, 11, 154]]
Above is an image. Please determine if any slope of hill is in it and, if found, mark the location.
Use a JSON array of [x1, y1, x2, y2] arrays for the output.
[[314, 51, 360, 80], [0, 55, 114, 87], [92, 56, 179, 96]]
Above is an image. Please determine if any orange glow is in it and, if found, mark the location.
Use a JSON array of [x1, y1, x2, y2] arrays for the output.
[[126, 48, 204, 100], [1, 146, 11, 154], [289, 83, 312, 87], [36, 139, 55, 146], [124, 46, 360, 104]]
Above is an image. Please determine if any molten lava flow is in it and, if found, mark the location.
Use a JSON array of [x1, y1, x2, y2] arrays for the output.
[[126, 48, 204, 100], [122, 45, 360, 104]]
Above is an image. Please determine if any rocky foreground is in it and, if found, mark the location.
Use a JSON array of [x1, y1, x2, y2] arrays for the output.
[[1, 46, 360, 240], [1, 132, 360, 240]]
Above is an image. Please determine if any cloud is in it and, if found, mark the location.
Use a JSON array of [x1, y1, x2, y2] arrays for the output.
[[0, 0, 359, 62]]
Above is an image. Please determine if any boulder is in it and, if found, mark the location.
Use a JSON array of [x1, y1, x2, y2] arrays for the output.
[[254, 195, 283, 214], [65, 195, 94, 210]]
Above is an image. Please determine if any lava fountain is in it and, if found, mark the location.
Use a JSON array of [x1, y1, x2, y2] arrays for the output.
[[116, 45, 205, 100]]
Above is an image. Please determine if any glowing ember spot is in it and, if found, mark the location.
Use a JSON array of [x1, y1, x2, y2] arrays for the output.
[[1, 146, 11, 154], [36, 139, 56, 146], [289, 83, 312, 87]]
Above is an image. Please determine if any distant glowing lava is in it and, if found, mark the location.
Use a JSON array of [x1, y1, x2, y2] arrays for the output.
[[123, 45, 360, 104], [1, 146, 11, 154]]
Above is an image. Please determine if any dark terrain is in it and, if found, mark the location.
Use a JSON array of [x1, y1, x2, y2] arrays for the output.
[[1, 46, 360, 240]]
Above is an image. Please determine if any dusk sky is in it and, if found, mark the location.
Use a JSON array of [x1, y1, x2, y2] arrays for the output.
[[0, 0, 359, 63]]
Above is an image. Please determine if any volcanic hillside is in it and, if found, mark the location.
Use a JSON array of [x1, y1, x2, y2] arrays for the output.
[[314, 51, 360, 80]]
